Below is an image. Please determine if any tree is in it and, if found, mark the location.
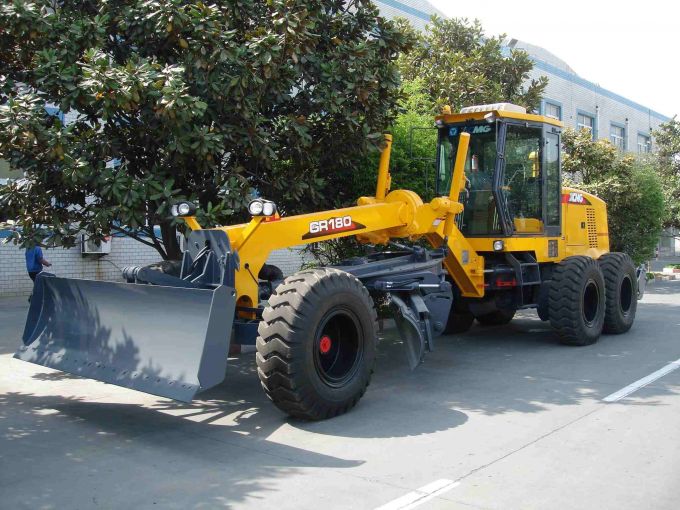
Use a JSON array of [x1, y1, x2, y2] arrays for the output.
[[562, 128, 665, 263], [352, 77, 437, 201], [653, 117, 680, 229], [0, 0, 412, 259], [397, 17, 548, 114]]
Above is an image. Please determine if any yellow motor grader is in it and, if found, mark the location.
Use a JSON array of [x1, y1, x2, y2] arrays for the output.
[[17, 103, 639, 420]]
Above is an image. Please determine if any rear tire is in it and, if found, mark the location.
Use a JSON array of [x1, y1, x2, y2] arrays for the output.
[[256, 268, 377, 420], [549, 256, 605, 346], [476, 309, 515, 326], [598, 253, 637, 334]]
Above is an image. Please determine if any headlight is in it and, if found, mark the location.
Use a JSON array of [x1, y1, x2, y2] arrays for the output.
[[171, 201, 196, 217], [248, 199, 277, 217], [493, 240, 504, 251], [262, 201, 277, 216], [248, 199, 264, 215]]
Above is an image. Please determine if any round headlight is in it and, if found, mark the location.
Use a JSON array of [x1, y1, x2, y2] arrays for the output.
[[262, 201, 277, 217], [493, 240, 504, 251], [177, 202, 192, 216], [248, 199, 264, 216], [170, 201, 196, 217]]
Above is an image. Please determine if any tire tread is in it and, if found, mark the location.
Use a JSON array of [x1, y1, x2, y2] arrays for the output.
[[256, 268, 377, 420], [549, 256, 605, 345]]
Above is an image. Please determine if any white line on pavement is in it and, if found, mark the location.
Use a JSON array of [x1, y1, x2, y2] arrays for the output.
[[374, 479, 460, 510], [603, 358, 680, 402]]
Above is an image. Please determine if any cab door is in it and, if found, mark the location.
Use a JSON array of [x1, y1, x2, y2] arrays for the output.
[[498, 123, 545, 235], [542, 126, 562, 237]]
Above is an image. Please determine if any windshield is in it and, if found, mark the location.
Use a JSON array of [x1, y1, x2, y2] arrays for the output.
[[437, 123, 502, 235]]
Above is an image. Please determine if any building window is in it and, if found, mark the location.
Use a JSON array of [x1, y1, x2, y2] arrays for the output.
[[577, 113, 595, 136], [610, 124, 626, 150], [544, 102, 561, 120], [637, 134, 651, 153]]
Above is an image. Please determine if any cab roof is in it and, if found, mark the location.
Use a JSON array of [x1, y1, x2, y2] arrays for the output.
[[435, 102, 563, 128]]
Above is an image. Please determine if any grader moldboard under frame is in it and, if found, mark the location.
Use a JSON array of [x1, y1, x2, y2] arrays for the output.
[[17, 103, 642, 420]]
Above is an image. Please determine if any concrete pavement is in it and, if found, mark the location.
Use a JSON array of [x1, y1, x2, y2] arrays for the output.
[[1, 280, 679, 509]]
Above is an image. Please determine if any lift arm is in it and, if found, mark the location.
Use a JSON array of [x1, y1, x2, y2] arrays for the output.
[[182, 133, 484, 307]]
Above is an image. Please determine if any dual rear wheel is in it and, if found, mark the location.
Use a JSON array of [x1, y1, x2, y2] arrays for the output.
[[549, 253, 637, 345], [442, 253, 637, 346]]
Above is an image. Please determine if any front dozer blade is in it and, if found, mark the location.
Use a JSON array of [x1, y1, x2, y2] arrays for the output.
[[15, 275, 235, 402]]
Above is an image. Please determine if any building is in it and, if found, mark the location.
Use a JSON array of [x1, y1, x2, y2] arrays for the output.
[[376, 2, 671, 151], [373, 0, 444, 31], [507, 39, 670, 152]]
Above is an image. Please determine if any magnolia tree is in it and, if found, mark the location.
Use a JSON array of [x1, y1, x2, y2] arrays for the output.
[[0, 0, 412, 259], [398, 17, 548, 114]]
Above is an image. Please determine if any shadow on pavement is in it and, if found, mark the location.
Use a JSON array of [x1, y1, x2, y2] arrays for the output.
[[2, 277, 678, 457], [31, 371, 82, 381], [0, 389, 363, 509]]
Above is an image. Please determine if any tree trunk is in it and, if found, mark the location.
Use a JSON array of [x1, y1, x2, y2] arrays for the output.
[[160, 221, 182, 261]]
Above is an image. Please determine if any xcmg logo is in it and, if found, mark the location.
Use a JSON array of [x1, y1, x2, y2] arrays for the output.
[[569, 192, 584, 204], [448, 125, 492, 136], [563, 192, 591, 205], [302, 216, 366, 240]]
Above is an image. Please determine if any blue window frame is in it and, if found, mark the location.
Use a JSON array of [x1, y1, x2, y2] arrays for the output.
[[576, 111, 597, 139], [541, 99, 562, 120], [637, 132, 651, 153], [610, 122, 626, 151]]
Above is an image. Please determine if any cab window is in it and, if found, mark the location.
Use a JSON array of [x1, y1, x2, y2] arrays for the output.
[[544, 132, 561, 229], [502, 125, 543, 234]]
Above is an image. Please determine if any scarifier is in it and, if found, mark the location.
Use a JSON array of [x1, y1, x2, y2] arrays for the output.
[[16, 104, 643, 420]]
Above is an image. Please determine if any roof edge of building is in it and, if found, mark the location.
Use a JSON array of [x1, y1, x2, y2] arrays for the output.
[[529, 56, 671, 122]]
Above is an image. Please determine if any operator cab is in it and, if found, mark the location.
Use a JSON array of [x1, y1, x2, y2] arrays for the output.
[[435, 103, 562, 237]]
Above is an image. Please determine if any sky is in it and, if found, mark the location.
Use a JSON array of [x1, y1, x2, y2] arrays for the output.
[[427, 0, 679, 118]]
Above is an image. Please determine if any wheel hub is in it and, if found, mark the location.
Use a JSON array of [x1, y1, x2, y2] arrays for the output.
[[319, 335, 332, 354], [313, 308, 363, 388]]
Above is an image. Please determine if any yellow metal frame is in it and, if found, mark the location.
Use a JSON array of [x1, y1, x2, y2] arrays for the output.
[[180, 108, 609, 309], [181, 132, 484, 307]]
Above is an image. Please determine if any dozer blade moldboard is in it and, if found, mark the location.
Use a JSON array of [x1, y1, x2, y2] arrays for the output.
[[16, 275, 235, 402]]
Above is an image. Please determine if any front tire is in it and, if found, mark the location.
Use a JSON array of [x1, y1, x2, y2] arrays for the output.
[[256, 268, 377, 420], [598, 253, 637, 334], [549, 256, 606, 346]]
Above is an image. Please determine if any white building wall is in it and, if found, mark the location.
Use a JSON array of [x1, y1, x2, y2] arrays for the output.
[[527, 61, 669, 151], [0, 235, 311, 297], [267, 247, 315, 276], [0, 236, 159, 297]]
